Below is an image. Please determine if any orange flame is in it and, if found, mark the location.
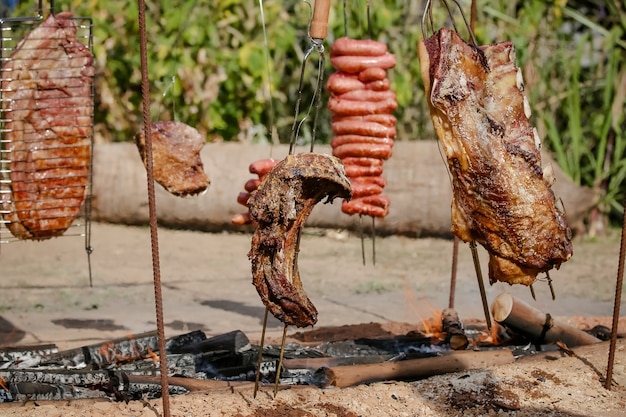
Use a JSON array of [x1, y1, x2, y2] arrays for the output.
[[401, 276, 443, 336], [146, 347, 160, 362], [0, 377, 8, 391]]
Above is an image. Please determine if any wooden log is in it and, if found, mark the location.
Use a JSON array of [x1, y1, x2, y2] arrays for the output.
[[91, 142, 598, 237], [491, 292, 602, 347], [316, 349, 514, 388], [441, 308, 469, 350], [40, 330, 159, 368], [169, 330, 250, 354], [126, 374, 253, 393]]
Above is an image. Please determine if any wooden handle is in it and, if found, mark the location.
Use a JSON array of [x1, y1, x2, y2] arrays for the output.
[[310, 0, 331, 39]]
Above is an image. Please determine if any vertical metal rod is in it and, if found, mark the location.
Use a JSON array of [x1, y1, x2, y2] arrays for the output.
[[137, 0, 170, 414], [366, 0, 372, 39], [605, 197, 626, 390], [253, 307, 269, 398], [359, 214, 366, 266], [342, 0, 348, 37], [469, 241, 491, 330], [449, 236, 459, 308], [546, 271, 556, 300], [371, 216, 376, 266], [529, 284, 536, 300], [273, 324, 289, 397]]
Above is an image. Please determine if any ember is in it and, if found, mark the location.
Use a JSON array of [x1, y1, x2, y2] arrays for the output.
[[0, 299, 608, 403]]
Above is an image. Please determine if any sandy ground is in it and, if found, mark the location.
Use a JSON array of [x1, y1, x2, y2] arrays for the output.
[[1, 222, 625, 416]]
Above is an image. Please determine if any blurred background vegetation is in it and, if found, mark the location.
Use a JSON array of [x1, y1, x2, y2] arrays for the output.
[[11, 0, 626, 232]]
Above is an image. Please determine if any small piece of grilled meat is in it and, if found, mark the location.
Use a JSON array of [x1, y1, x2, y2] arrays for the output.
[[135, 121, 210, 197]]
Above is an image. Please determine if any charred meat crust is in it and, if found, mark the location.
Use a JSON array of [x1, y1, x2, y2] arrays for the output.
[[418, 28, 572, 286], [248, 153, 352, 327]]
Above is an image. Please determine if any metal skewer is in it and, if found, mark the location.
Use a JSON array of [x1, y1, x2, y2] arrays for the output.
[[253, 308, 269, 398], [470, 241, 492, 330], [605, 194, 626, 390], [546, 270, 556, 300]]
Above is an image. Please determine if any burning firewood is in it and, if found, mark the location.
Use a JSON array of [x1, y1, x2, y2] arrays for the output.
[[441, 308, 470, 350]]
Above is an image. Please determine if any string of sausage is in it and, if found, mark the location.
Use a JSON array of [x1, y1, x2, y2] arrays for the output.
[[328, 37, 397, 218], [231, 158, 279, 225]]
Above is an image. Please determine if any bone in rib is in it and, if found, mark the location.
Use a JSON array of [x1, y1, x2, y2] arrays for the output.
[[248, 153, 351, 327], [418, 28, 573, 286]]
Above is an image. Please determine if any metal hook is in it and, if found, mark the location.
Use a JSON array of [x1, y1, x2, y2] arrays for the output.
[[421, 0, 478, 45], [288, 0, 329, 155]]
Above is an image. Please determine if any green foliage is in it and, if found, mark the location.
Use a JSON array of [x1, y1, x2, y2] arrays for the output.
[[483, 0, 625, 224]]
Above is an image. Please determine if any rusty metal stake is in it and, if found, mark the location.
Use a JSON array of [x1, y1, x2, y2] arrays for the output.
[[137, 0, 170, 414], [449, 236, 459, 308], [470, 241, 492, 330], [605, 197, 626, 390]]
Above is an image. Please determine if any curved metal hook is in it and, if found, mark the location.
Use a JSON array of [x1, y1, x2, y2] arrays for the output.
[[421, 0, 477, 45]]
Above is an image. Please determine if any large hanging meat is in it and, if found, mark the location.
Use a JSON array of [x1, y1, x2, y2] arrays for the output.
[[327, 37, 397, 218], [0, 13, 94, 240], [248, 153, 351, 327], [418, 28, 573, 286]]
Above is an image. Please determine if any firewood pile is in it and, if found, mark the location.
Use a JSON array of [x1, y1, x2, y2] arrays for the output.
[[0, 295, 611, 403]]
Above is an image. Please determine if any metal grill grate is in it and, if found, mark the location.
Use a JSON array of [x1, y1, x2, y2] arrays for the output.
[[0, 2, 94, 248]]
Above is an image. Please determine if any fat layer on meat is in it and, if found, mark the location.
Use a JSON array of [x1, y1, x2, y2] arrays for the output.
[[248, 153, 351, 327], [1, 12, 94, 240], [418, 28, 572, 285]]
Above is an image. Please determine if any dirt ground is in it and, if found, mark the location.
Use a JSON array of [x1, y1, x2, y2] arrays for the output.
[[1, 222, 625, 416]]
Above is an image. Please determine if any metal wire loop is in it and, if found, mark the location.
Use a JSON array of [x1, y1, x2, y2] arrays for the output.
[[421, 0, 477, 45]]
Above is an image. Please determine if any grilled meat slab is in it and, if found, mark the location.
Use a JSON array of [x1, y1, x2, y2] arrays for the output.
[[248, 153, 351, 327], [1, 13, 94, 240], [418, 28, 572, 285]]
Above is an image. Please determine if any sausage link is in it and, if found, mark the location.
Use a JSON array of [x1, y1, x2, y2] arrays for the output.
[[326, 72, 365, 94], [365, 78, 391, 91], [350, 175, 387, 187], [249, 158, 278, 176], [340, 156, 383, 167], [331, 114, 398, 128], [328, 96, 398, 116], [332, 119, 396, 138], [333, 143, 393, 160], [330, 53, 397, 74], [343, 164, 384, 178], [335, 89, 395, 102], [358, 67, 387, 82], [341, 196, 390, 217], [350, 182, 384, 198], [231, 212, 252, 225], [330, 37, 388, 57], [244, 178, 261, 192], [331, 135, 394, 148], [237, 191, 250, 206]]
